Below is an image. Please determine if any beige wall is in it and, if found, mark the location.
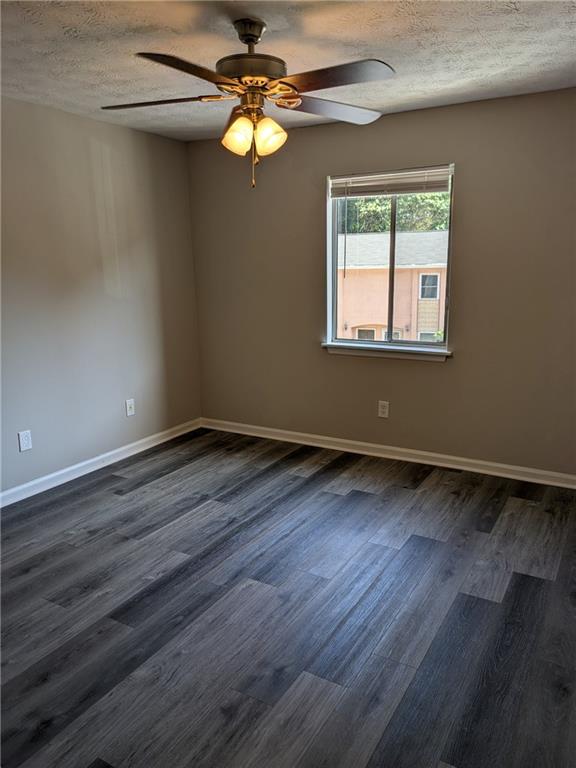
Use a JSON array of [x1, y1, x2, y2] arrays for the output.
[[188, 89, 575, 475], [1, 98, 201, 490]]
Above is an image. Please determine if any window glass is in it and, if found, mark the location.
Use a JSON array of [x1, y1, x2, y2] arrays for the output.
[[335, 196, 390, 341], [392, 192, 449, 343]]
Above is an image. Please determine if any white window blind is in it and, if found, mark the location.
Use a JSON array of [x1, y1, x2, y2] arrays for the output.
[[330, 164, 454, 198]]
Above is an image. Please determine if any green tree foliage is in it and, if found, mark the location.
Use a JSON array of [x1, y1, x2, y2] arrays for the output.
[[337, 192, 450, 233]]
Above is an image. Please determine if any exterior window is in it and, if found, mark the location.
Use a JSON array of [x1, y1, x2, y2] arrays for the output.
[[327, 165, 453, 350], [419, 274, 439, 300]]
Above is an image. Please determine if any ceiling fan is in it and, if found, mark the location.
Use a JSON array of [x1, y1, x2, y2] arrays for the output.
[[103, 18, 394, 186]]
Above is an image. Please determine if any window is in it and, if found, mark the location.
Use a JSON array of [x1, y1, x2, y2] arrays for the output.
[[419, 274, 439, 300], [382, 329, 402, 340], [326, 165, 453, 355]]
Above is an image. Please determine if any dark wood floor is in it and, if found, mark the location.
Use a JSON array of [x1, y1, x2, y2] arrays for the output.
[[2, 428, 575, 768]]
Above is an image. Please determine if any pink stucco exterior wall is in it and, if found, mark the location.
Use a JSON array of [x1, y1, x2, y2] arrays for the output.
[[336, 266, 447, 341]]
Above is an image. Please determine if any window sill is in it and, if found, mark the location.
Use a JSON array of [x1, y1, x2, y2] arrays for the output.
[[322, 341, 452, 361]]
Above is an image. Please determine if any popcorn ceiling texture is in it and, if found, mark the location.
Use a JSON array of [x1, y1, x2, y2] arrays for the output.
[[2, 1, 575, 141]]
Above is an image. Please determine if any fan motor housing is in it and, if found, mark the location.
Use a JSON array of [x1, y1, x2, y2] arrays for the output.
[[216, 54, 287, 83]]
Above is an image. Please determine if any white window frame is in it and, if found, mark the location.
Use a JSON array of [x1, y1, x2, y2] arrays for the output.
[[323, 164, 454, 361], [419, 273, 440, 300]]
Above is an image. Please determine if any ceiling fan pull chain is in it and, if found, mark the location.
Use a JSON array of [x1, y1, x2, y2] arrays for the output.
[[251, 140, 257, 188]]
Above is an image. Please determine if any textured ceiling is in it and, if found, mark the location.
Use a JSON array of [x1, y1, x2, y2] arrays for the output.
[[2, 1, 576, 141]]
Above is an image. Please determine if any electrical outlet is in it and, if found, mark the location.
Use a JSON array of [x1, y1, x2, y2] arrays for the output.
[[18, 430, 33, 452], [378, 400, 389, 419], [125, 398, 135, 417]]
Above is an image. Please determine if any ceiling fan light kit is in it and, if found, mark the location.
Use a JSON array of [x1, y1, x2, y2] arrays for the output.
[[102, 17, 394, 187], [220, 90, 288, 184]]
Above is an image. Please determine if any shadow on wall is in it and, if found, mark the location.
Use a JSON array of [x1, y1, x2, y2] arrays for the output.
[[85, 129, 200, 436]]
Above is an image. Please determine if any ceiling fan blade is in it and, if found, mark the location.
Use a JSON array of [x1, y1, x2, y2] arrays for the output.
[[276, 95, 381, 125], [137, 53, 238, 87], [270, 59, 394, 94], [102, 95, 233, 111]]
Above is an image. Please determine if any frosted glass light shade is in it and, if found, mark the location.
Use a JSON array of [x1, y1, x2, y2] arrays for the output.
[[221, 115, 254, 156], [254, 116, 287, 156]]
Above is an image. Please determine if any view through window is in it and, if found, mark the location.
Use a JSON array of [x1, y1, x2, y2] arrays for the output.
[[328, 165, 453, 349]]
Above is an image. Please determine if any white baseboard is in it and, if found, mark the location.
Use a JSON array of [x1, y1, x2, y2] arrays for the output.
[[1, 418, 203, 507], [3, 415, 574, 507], [201, 418, 576, 490]]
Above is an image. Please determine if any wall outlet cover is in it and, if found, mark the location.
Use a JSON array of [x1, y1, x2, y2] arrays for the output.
[[18, 430, 33, 452], [125, 398, 135, 417], [378, 400, 389, 418]]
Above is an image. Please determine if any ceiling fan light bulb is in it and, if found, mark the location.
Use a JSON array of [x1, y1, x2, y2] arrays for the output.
[[254, 116, 287, 156], [221, 114, 254, 156]]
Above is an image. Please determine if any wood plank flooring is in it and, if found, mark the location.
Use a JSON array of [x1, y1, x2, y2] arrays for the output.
[[2, 428, 575, 768]]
